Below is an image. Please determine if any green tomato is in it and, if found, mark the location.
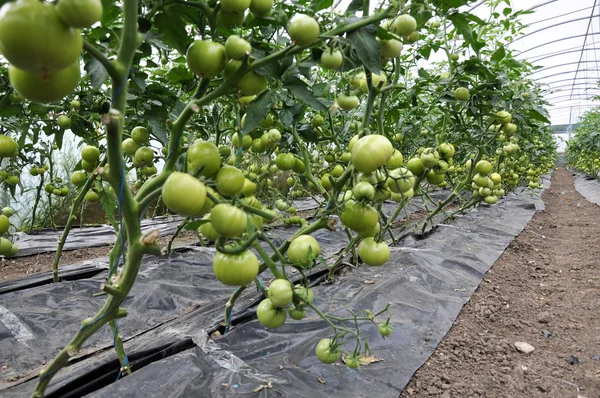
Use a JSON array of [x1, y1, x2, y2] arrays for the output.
[[293, 284, 314, 303], [390, 14, 417, 36], [454, 87, 470, 101], [378, 322, 392, 336], [352, 181, 375, 201], [84, 190, 99, 202], [220, 0, 250, 14], [288, 14, 320, 47], [187, 140, 221, 177], [56, 0, 103, 28], [162, 172, 207, 217], [57, 115, 71, 130], [186, 40, 227, 78], [215, 165, 245, 196], [257, 298, 287, 329], [210, 203, 247, 238], [315, 338, 340, 364], [249, 0, 272, 16], [9, 61, 80, 104], [81, 145, 100, 163], [345, 354, 361, 369], [287, 235, 321, 267], [288, 306, 306, 320], [351, 135, 394, 174], [475, 160, 493, 175], [340, 200, 378, 234], [237, 71, 268, 96], [337, 94, 359, 111], [275, 153, 296, 171], [0, 0, 82, 73], [378, 38, 402, 58], [320, 49, 343, 70], [213, 250, 259, 286], [122, 138, 140, 156], [71, 171, 86, 187], [0, 215, 10, 235], [131, 126, 150, 144], [225, 35, 252, 60], [1, 207, 15, 217], [358, 237, 390, 266], [267, 279, 293, 307], [0, 136, 19, 158]]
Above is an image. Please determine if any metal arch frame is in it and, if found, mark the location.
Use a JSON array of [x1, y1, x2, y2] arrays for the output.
[[532, 68, 600, 81], [540, 77, 599, 87], [525, 47, 600, 63], [529, 60, 600, 75], [568, 0, 598, 99], [510, 14, 600, 44], [548, 104, 597, 111], [515, 32, 600, 56], [548, 94, 598, 103], [526, 0, 561, 12], [526, 4, 597, 26], [546, 84, 600, 91]]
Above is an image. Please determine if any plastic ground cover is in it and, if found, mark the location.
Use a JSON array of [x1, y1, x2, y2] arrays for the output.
[[572, 172, 600, 206], [12, 216, 185, 257], [0, 183, 547, 397]]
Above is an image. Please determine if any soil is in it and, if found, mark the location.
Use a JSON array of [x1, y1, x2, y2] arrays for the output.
[[0, 231, 199, 282], [402, 168, 600, 398]]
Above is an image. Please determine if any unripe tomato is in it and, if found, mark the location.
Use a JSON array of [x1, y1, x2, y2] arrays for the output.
[[240, 179, 257, 196], [215, 165, 244, 196], [225, 35, 252, 60], [426, 170, 445, 186], [122, 138, 140, 156], [345, 354, 361, 369], [56, 0, 103, 28], [213, 250, 259, 286], [320, 173, 332, 189], [85, 190, 99, 202], [311, 114, 324, 128], [0, 136, 18, 158], [134, 147, 154, 166], [131, 126, 150, 144], [257, 298, 287, 328], [288, 14, 320, 47], [404, 31, 419, 44], [276, 153, 296, 171], [71, 171, 86, 186], [386, 150, 403, 169], [187, 141, 221, 177], [439, 143, 455, 159], [337, 94, 359, 111], [378, 38, 402, 58], [450, 53, 459, 61], [0, 238, 13, 255], [232, 133, 252, 150], [9, 61, 81, 104], [162, 172, 207, 216], [81, 145, 100, 163], [268, 279, 293, 307], [293, 158, 306, 173], [341, 200, 378, 234], [288, 306, 306, 320], [390, 14, 417, 36], [238, 71, 268, 96], [359, 72, 387, 93], [352, 181, 375, 200], [315, 338, 340, 364], [0, 215, 9, 234], [503, 123, 517, 135], [287, 235, 321, 267], [386, 168, 414, 194], [220, 0, 250, 13], [81, 159, 96, 172], [484, 195, 498, 204], [199, 217, 220, 241], [249, 0, 272, 16], [495, 110, 512, 124], [351, 135, 394, 173], [142, 165, 157, 176], [293, 284, 314, 303], [475, 160, 493, 175], [490, 172, 502, 184], [378, 322, 392, 336], [0, 0, 83, 73], [57, 115, 71, 130], [268, 128, 281, 142], [358, 237, 390, 266], [210, 203, 247, 237], [186, 40, 227, 78], [320, 49, 343, 70], [216, 9, 244, 29], [454, 87, 470, 101], [330, 164, 344, 178]]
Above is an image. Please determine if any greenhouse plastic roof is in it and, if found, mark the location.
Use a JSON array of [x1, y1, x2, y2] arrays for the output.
[[509, 0, 600, 126]]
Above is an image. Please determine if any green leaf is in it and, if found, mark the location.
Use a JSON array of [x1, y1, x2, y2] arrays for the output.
[[491, 46, 506, 63], [154, 9, 192, 55], [98, 188, 117, 226], [242, 90, 277, 134], [347, 24, 381, 75], [184, 220, 203, 231], [529, 108, 551, 124], [297, 124, 319, 143], [84, 57, 108, 89], [284, 77, 329, 112], [345, 0, 363, 13]]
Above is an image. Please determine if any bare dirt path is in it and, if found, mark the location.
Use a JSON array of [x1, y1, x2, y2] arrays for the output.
[[402, 168, 600, 398]]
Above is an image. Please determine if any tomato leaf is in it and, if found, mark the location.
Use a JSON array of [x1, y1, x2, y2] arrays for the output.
[[84, 57, 108, 89], [491, 45, 506, 63], [154, 9, 192, 55], [98, 189, 117, 226], [284, 77, 329, 112], [528, 108, 551, 124], [242, 90, 277, 134], [184, 220, 203, 231], [347, 24, 381, 75]]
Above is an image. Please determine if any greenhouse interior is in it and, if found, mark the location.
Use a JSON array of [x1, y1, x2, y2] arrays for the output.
[[0, 0, 599, 397]]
